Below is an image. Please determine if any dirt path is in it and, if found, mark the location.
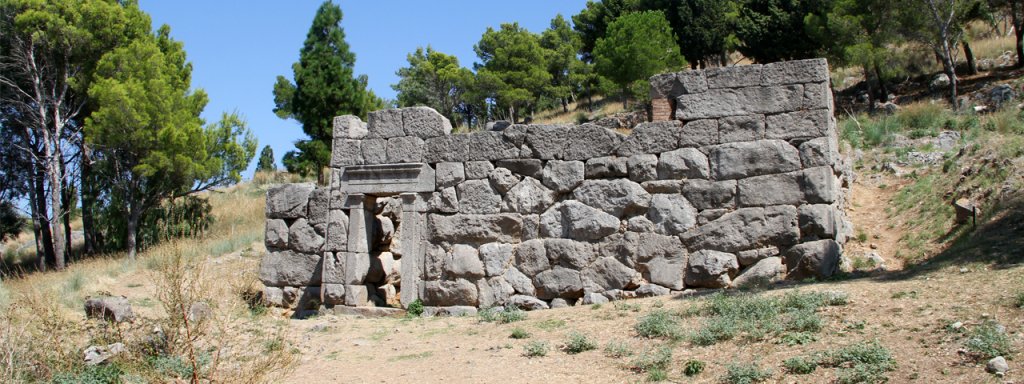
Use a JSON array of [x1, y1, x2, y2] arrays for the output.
[[844, 173, 909, 270]]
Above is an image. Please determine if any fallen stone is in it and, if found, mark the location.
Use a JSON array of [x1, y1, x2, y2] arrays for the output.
[[685, 250, 739, 288], [84, 296, 135, 323], [635, 284, 671, 297], [84, 343, 125, 366], [986, 356, 1008, 375], [582, 292, 609, 305], [508, 295, 549, 310], [784, 239, 842, 280]]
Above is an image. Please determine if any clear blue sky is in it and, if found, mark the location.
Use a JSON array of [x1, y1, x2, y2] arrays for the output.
[[138, 1, 590, 178]]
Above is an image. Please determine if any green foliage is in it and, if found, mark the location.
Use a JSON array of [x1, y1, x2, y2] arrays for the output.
[[572, 0, 638, 63], [474, 22, 552, 122], [273, 1, 380, 176], [963, 320, 1013, 360], [664, 0, 734, 68], [593, 11, 685, 107], [628, 346, 673, 374], [406, 299, 424, 317], [540, 14, 583, 112], [723, 362, 772, 384], [634, 310, 683, 340], [523, 340, 549, 357], [564, 331, 598, 354], [509, 328, 531, 339], [603, 340, 632, 357], [816, 341, 897, 384], [478, 306, 527, 324], [392, 46, 475, 124], [51, 363, 124, 384], [0, 201, 24, 241], [1015, 291, 1024, 309], [683, 359, 706, 376], [690, 291, 846, 346], [256, 145, 276, 173], [535, 318, 567, 331], [734, 0, 832, 63], [783, 356, 818, 374]]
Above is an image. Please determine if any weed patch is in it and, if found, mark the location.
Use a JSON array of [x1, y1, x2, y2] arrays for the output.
[[509, 327, 531, 339], [604, 340, 632, 358], [564, 331, 597, 354], [634, 310, 682, 340], [723, 362, 772, 384], [523, 341, 549, 357], [963, 320, 1013, 360], [478, 306, 527, 324], [683, 359, 705, 377], [628, 346, 672, 380], [689, 291, 846, 346]]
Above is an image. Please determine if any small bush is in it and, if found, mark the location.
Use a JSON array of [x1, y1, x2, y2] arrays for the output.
[[646, 368, 668, 382], [683, 359, 705, 377], [535, 318, 566, 331], [783, 356, 818, 374], [818, 340, 897, 384], [964, 321, 1013, 360], [634, 310, 682, 340], [604, 340, 632, 358], [523, 341, 549, 357], [564, 331, 597, 354], [1014, 292, 1024, 309], [778, 331, 818, 346], [478, 306, 527, 324], [51, 363, 124, 384], [510, 328, 531, 339], [723, 362, 772, 384], [406, 299, 424, 317], [628, 347, 673, 373]]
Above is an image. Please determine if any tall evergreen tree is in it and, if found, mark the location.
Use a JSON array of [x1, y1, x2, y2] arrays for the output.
[[573, 0, 640, 63], [474, 23, 552, 122], [735, 0, 834, 63], [540, 14, 583, 113], [392, 46, 474, 124], [594, 10, 686, 108], [256, 145, 276, 172], [273, 1, 379, 180]]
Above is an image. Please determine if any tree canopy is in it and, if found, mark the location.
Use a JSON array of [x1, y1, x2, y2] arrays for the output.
[[594, 10, 686, 107]]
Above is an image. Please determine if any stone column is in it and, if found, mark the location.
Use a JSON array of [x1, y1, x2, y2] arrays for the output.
[[399, 193, 428, 308]]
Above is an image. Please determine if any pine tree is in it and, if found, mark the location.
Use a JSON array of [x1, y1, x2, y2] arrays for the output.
[[594, 11, 686, 108], [256, 145, 276, 172]]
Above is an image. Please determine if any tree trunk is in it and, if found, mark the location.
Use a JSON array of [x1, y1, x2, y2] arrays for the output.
[[864, 65, 876, 112], [874, 64, 889, 101], [561, 98, 568, 113], [586, 84, 594, 112], [963, 41, 977, 75], [44, 140, 65, 271], [32, 166, 55, 269], [938, 47, 959, 108], [27, 178, 46, 272], [622, 87, 629, 109], [81, 142, 98, 254], [126, 200, 141, 260], [1014, 0, 1024, 68]]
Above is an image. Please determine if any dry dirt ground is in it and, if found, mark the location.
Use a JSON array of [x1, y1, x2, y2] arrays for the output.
[[268, 176, 1024, 384]]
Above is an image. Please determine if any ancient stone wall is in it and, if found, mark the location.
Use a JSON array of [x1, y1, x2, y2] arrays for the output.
[[260, 58, 852, 312]]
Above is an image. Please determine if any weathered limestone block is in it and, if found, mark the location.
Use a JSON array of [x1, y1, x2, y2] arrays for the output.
[[424, 135, 468, 163], [321, 252, 343, 284], [736, 246, 779, 267], [731, 256, 785, 288], [658, 148, 710, 179], [496, 159, 543, 179], [424, 279, 479, 306], [681, 179, 737, 210], [534, 267, 584, 300], [636, 233, 686, 262], [784, 239, 842, 280], [641, 256, 686, 290], [477, 277, 515, 308], [522, 214, 540, 241], [679, 119, 720, 147], [504, 267, 536, 296], [403, 106, 453, 138], [435, 162, 466, 189], [447, 244, 485, 279], [306, 188, 330, 226], [563, 124, 623, 160], [573, 179, 651, 217], [502, 124, 527, 145], [424, 245, 446, 279], [429, 187, 459, 213], [509, 295, 548, 310], [642, 180, 682, 194], [330, 139, 362, 167], [628, 154, 658, 182], [646, 194, 698, 235], [542, 160, 585, 192], [467, 131, 519, 161], [585, 156, 629, 178], [583, 257, 641, 292], [799, 136, 838, 168], [719, 115, 765, 143], [627, 216, 656, 232], [289, 218, 323, 254], [706, 64, 762, 89], [265, 219, 288, 249], [344, 285, 371, 307], [457, 179, 502, 214], [685, 250, 739, 288], [366, 251, 398, 284], [539, 201, 620, 241], [616, 121, 683, 156], [514, 239, 549, 276], [676, 84, 804, 120], [480, 242, 514, 276], [344, 252, 371, 285], [322, 283, 346, 305], [680, 206, 799, 253], [266, 183, 314, 219], [699, 209, 730, 225], [333, 115, 368, 139], [386, 136, 425, 163], [761, 58, 829, 85], [465, 160, 495, 179], [505, 177, 555, 214], [803, 81, 834, 110], [737, 167, 837, 207], [84, 296, 134, 323], [488, 167, 521, 193], [649, 70, 708, 98], [360, 138, 388, 164], [708, 140, 801, 180], [799, 204, 837, 240], [525, 124, 569, 160], [636, 284, 671, 297], [597, 232, 641, 268], [765, 109, 830, 140], [544, 239, 595, 270], [367, 109, 404, 138], [260, 250, 322, 287], [801, 166, 838, 204], [428, 213, 523, 244]]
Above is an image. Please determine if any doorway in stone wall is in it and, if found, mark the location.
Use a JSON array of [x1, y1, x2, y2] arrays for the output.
[[365, 194, 404, 308]]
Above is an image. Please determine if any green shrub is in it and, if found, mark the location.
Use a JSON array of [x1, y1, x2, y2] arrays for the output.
[[510, 327, 531, 339], [778, 331, 818, 346], [683, 359, 705, 376], [523, 341, 549, 357], [564, 331, 597, 354], [52, 363, 124, 384], [817, 341, 897, 383], [406, 299, 424, 317], [603, 340, 632, 358], [783, 356, 818, 374], [478, 306, 527, 324], [723, 362, 772, 384], [646, 367, 668, 382], [964, 321, 1013, 360], [1014, 291, 1024, 309], [635, 310, 682, 340], [628, 347, 673, 373], [690, 291, 845, 346]]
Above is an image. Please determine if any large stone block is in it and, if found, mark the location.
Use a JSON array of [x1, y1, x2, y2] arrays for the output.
[[801, 166, 838, 204], [265, 219, 288, 249], [681, 179, 737, 210], [708, 140, 801, 180], [488, 167, 520, 193], [539, 201, 621, 241], [799, 204, 837, 240], [573, 179, 651, 217], [344, 251, 371, 285], [680, 206, 799, 253], [496, 159, 543, 179], [649, 70, 708, 98], [288, 218, 323, 254], [615, 121, 683, 156], [563, 124, 623, 160], [544, 239, 595, 270], [784, 239, 841, 280], [514, 239, 548, 276], [480, 242, 514, 276], [505, 177, 555, 214], [525, 124, 570, 160], [658, 148, 710, 179], [360, 138, 388, 164], [585, 156, 629, 178], [761, 58, 829, 85], [260, 250, 322, 287], [386, 136, 425, 163], [306, 188, 330, 226], [731, 257, 785, 288], [679, 119, 719, 147], [477, 276, 515, 308], [706, 64, 762, 89], [765, 109, 830, 140], [640, 256, 685, 290], [435, 162, 466, 189], [429, 187, 459, 213], [737, 172, 803, 207], [333, 115, 368, 139], [799, 136, 838, 168], [447, 244, 485, 279], [367, 109, 404, 138], [533, 267, 583, 300], [325, 209, 348, 251], [646, 194, 698, 236], [457, 179, 502, 214], [628, 154, 658, 183], [676, 85, 804, 120], [424, 135, 469, 163], [466, 131, 519, 161], [423, 279, 479, 306], [504, 267, 535, 295], [583, 257, 641, 292], [465, 160, 495, 179], [719, 115, 765, 143], [330, 138, 362, 167], [428, 213, 523, 244], [596, 232, 641, 268], [402, 106, 453, 138], [266, 183, 315, 219], [803, 81, 834, 110], [542, 160, 585, 192], [684, 250, 739, 288]]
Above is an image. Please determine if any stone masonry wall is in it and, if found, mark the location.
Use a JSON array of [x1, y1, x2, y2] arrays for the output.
[[260, 58, 853, 312]]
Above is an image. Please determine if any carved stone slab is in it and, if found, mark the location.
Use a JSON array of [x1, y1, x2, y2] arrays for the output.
[[338, 163, 435, 194]]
